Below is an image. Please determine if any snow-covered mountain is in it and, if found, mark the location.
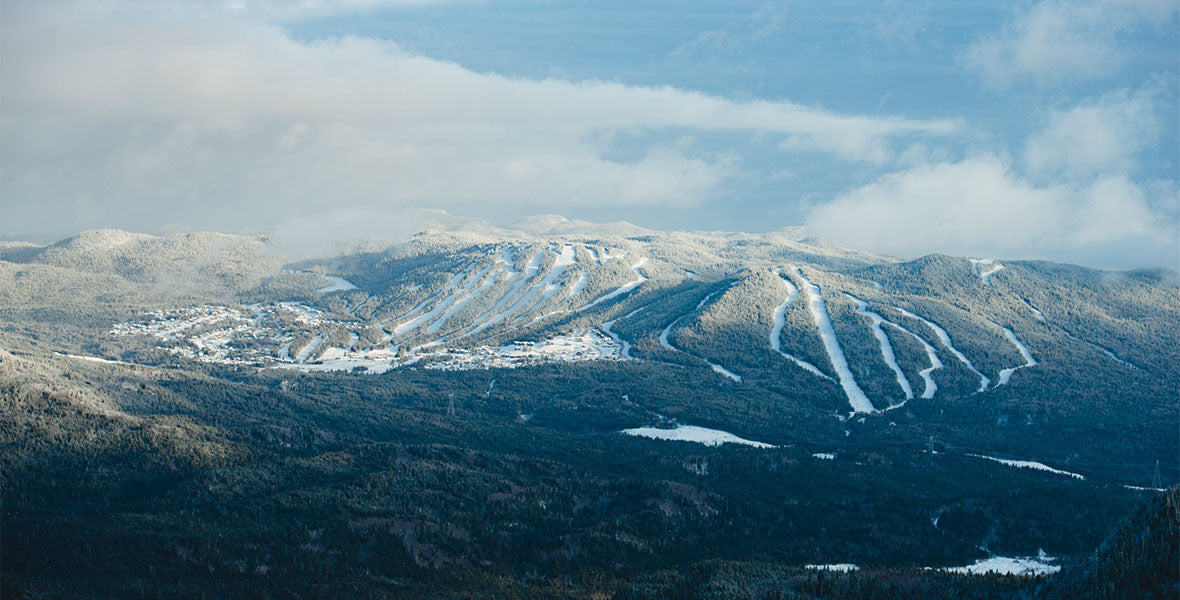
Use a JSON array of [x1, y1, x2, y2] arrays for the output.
[[10, 221, 1173, 421]]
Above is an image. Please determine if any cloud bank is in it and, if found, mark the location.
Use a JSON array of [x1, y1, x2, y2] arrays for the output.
[[804, 155, 1177, 269], [0, 0, 953, 237]]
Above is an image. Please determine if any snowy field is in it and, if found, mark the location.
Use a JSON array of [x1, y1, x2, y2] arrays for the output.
[[422, 329, 625, 371], [621, 424, 774, 448], [944, 553, 1060, 576]]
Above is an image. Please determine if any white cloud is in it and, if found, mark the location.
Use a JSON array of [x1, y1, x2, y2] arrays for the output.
[[962, 0, 1179, 89], [0, 1, 955, 235], [804, 155, 1177, 269], [1024, 84, 1167, 177]]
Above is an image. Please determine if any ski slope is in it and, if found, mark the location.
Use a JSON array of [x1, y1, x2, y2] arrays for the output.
[[897, 308, 989, 393], [769, 269, 831, 380], [848, 294, 913, 405], [576, 258, 648, 311], [885, 321, 942, 399], [994, 324, 1037, 386], [794, 268, 875, 414]]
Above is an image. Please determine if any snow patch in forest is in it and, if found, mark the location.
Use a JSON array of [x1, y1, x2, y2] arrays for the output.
[[805, 564, 858, 572], [944, 554, 1060, 576], [621, 425, 774, 448], [968, 454, 1084, 479], [317, 275, 357, 293]]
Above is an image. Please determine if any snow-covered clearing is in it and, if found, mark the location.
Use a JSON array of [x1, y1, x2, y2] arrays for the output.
[[968, 454, 1084, 479], [944, 554, 1059, 576], [805, 564, 858, 572], [278, 354, 394, 374], [993, 324, 1037, 386], [969, 259, 1005, 285], [576, 258, 648, 311], [56, 352, 140, 367], [317, 275, 357, 293], [812, 452, 836, 460], [793, 268, 874, 414], [423, 329, 625, 370], [848, 294, 913, 405], [769, 269, 831, 380], [621, 424, 774, 448], [897, 308, 989, 393]]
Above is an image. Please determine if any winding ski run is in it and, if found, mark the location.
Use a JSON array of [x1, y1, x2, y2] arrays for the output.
[[792, 268, 874, 414], [847, 294, 913, 406], [897, 308, 990, 393], [992, 323, 1037, 387], [769, 269, 831, 381], [659, 287, 742, 382], [576, 258, 649, 312]]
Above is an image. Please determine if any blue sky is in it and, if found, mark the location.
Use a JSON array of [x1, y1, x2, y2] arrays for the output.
[[1, 0, 1177, 268]]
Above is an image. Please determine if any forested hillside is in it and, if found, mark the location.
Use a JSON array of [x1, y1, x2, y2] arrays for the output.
[[1, 225, 1176, 598]]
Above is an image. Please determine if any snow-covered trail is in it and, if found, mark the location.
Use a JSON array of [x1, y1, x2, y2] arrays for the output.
[[1023, 298, 1045, 321], [993, 324, 1037, 386], [897, 308, 990, 393], [769, 269, 832, 380], [658, 290, 742, 382], [392, 285, 471, 337], [884, 321, 942, 399], [425, 263, 501, 335], [380, 264, 475, 336], [847, 294, 913, 405], [576, 258, 649, 312], [513, 244, 577, 320], [970, 259, 1005, 285], [793, 268, 874, 414], [452, 248, 547, 340]]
